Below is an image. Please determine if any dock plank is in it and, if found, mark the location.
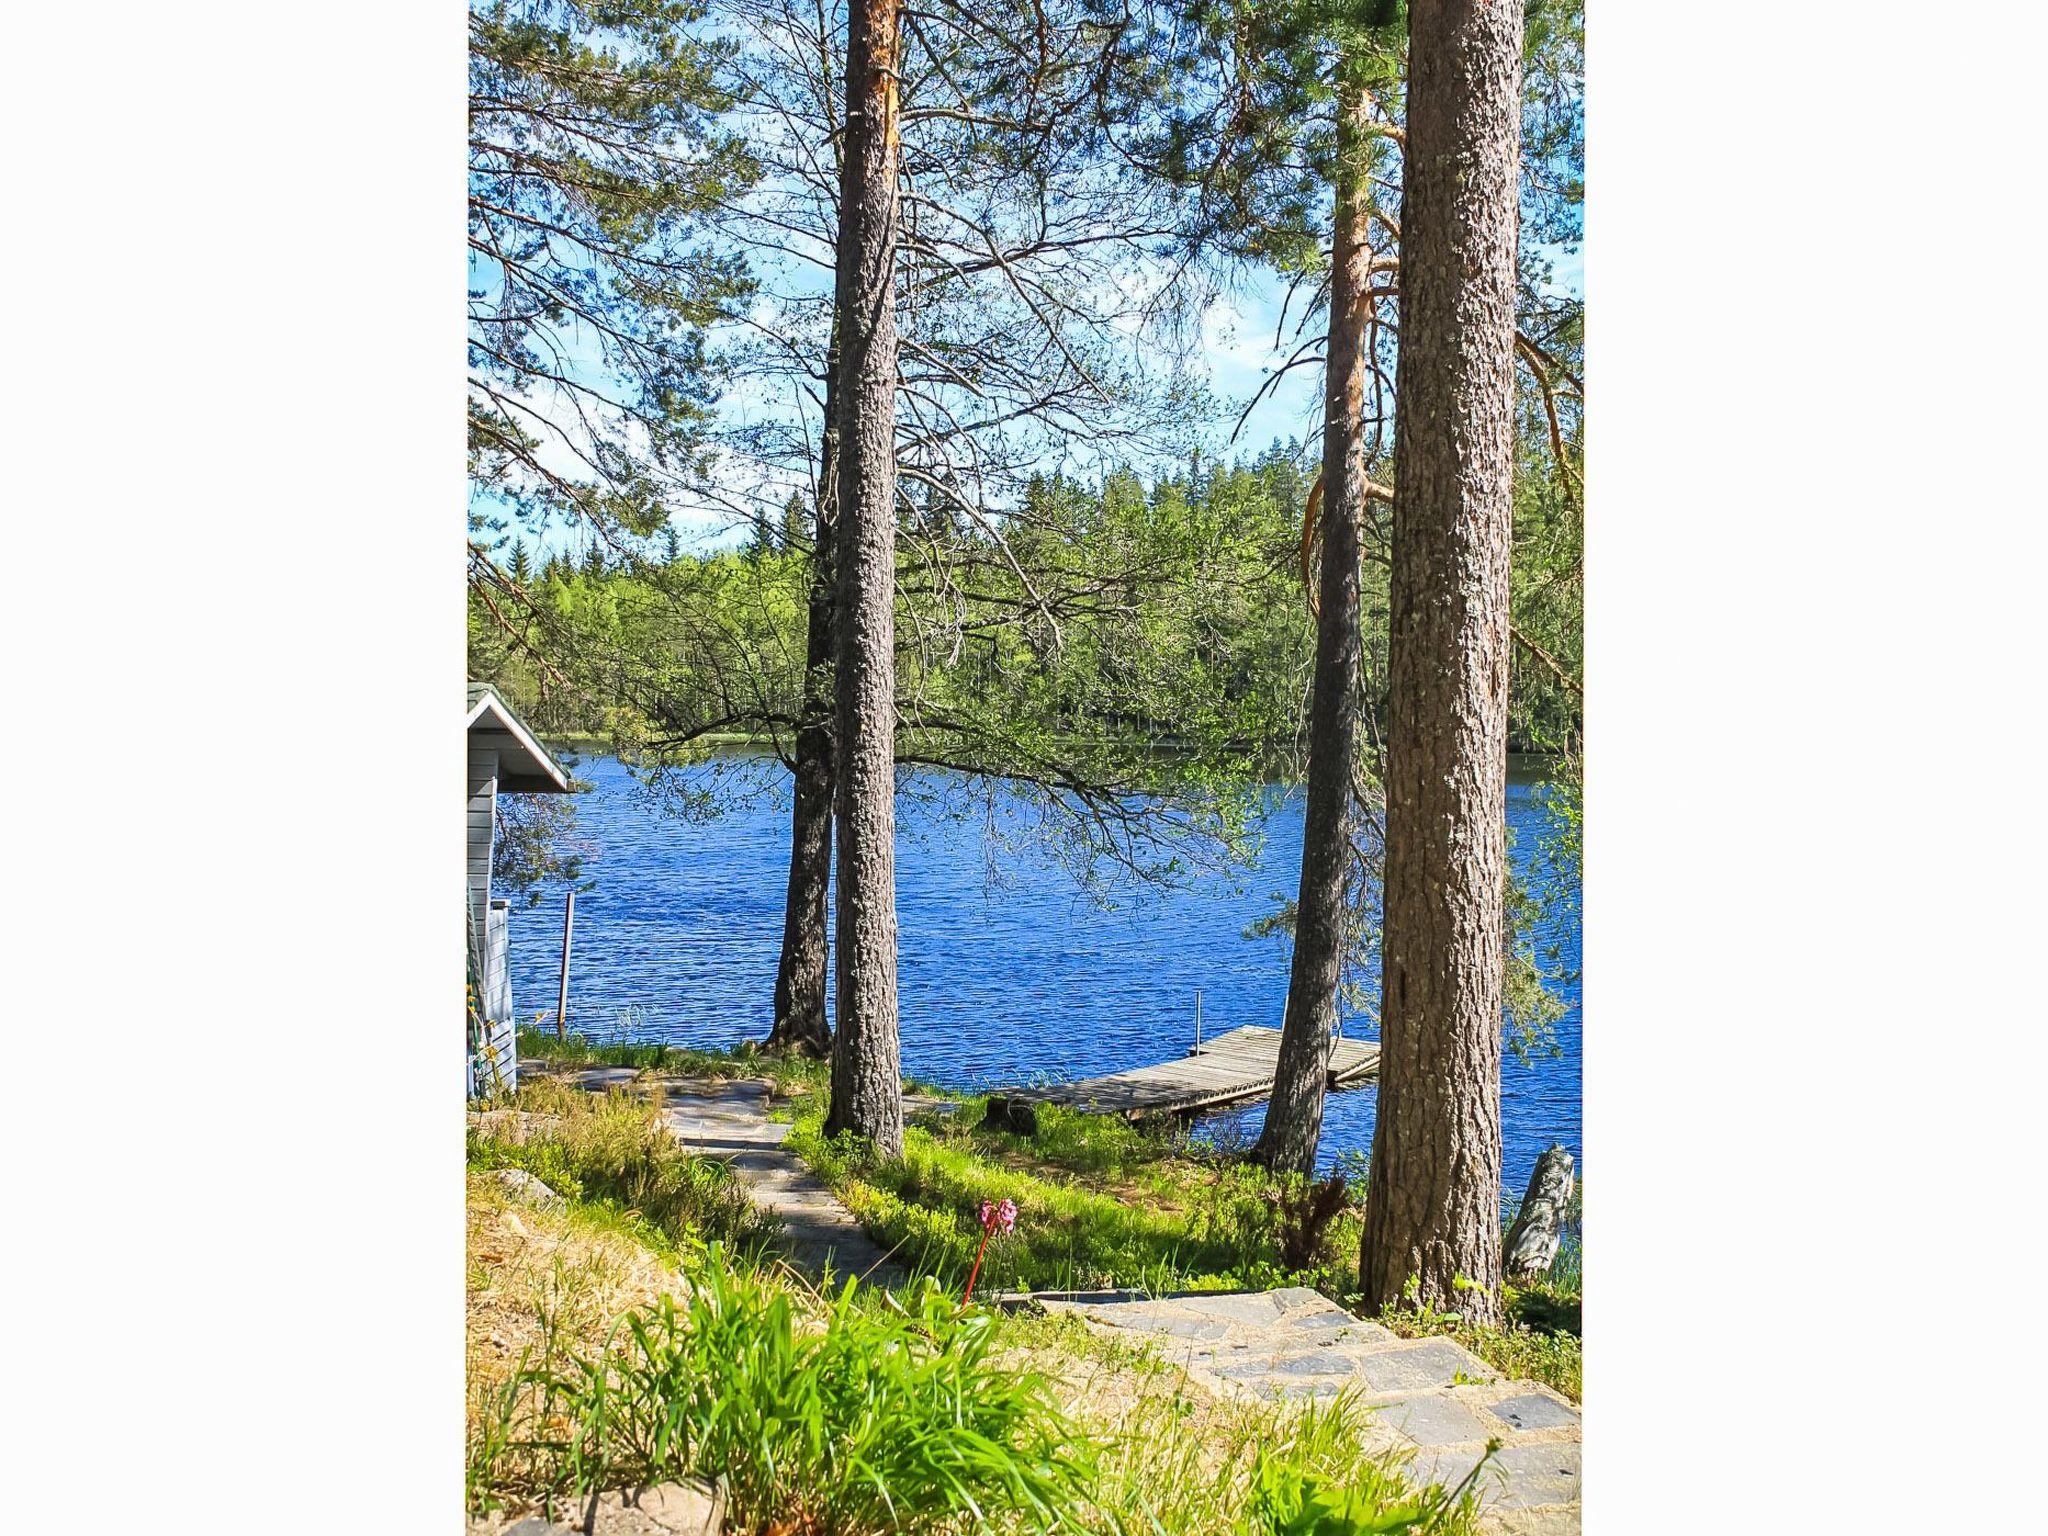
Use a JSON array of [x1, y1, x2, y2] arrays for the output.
[[1003, 1025, 1381, 1118]]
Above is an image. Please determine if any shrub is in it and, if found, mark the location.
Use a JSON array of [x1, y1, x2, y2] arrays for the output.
[[475, 1257, 1095, 1534], [1271, 1175, 1351, 1273], [467, 1081, 774, 1258]]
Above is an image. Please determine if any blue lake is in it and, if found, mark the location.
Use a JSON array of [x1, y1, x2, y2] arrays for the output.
[[505, 753, 1581, 1195]]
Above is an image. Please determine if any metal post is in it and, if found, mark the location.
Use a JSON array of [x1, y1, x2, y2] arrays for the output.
[[555, 889, 575, 1041], [1194, 988, 1203, 1052]]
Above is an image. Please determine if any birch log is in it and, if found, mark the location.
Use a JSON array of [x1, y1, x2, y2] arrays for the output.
[[1503, 1144, 1575, 1284]]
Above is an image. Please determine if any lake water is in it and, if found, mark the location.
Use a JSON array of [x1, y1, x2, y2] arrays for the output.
[[505, 753, 1581, 1194]]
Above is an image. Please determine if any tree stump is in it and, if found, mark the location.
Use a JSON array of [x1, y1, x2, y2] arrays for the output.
[[980, 1096, 1039, 1137], [1503, 1144, 1575, 1284]]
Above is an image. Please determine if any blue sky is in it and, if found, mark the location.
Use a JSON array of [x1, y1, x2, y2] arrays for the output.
[[1208, 237, 1584, 452], [477, 236, 1582, 565]]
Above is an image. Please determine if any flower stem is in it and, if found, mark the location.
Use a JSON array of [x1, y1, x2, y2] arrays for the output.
[[963, 1227, 993, 1304]]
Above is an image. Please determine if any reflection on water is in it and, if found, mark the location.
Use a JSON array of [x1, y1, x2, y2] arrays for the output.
[[505, 752, 1581, 1190]]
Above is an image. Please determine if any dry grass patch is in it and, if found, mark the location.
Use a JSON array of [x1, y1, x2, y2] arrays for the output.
[[466, 1173, 684, 1420]]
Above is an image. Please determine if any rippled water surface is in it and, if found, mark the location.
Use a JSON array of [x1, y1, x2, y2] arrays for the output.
[[505, 753, 1581, 1190]]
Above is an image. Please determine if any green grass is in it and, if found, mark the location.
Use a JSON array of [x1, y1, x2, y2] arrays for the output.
[[1371, 1292, 1582, 1403], [476, 1254, 1483, 1536], [988, 1309, 1487, 1536], [786, 1096, 1362, 1297], [516, 1026, 837, 1097], [781, 1085, 1584, 1400], [475, 1261, 1095, 1533], [468, 1078, 1492, 1533], [469, 1075, 777, 1260], [501, 1045, 1582, 1399]]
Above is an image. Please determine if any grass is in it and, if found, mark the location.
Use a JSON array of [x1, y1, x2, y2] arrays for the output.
[[514, 1024, 834, 1097], [478, 1263, 1094, 1533], [779, 1075, 1584, 1400], [988, 1309, 1486, 1536], [787, 1095, 1364, 1297], [469, 1075, 779, 1261], [507, 1038, 1582, 1400], [1367, 1287, 1582, 1402], [468, 1074, 1490, 1534]]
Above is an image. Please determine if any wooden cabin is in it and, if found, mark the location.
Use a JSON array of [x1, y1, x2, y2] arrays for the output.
[[467, 682, 571, 1096]]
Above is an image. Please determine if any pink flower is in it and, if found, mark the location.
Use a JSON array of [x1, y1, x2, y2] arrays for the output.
[[964, 1196, 1018, 1304]]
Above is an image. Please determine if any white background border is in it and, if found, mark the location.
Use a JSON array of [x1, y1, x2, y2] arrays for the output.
[[5, 2, 2045, 1529]]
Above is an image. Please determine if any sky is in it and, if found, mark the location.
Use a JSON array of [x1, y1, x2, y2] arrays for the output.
[[475, 235, 1583, 568], [1206, 238, 1585, 452]]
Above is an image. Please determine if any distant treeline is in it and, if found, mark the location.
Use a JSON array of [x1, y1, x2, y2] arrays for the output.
[[470, 440, 1580, 771]]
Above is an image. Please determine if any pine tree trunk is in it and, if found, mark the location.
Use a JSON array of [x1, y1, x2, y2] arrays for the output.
[[1253, 72, 1375, 1176], [1359, 0, 1524, 1328], [764, 354, 840, 1059], [823, 0, 905, 1157]]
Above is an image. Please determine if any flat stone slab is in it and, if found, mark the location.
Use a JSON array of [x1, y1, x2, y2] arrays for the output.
[[1410, 1441, 1582, 1512], [1175, 1289, 1291, 1326], [655, 1082, 903, 1286], [1487, 1390, 1581, 1433], [1272, 1345, 1377, 1376], [1029, 1287, 1580, 1532], [1355, 1337, 1496, 1393], [1371, 1391, 1496, 1447]]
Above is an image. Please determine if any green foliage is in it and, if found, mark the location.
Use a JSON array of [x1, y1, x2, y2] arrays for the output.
[[788, 1098, 1360, 1297], [779, 1086, 1582, 1398], [468, 0, 756, 558], [465, 1074, 1493, 1533], [472, 447, 1324, 895], [491, 788, 593, 908], [475, 1262, 1095, 1532], [1248, 1434, 1478, 1536], [516, 1028, 836, 1097], [470, 424, 1580, 961], [1024, 1355, 1483, 1536], [467, 1079, 775, 1258], [1363, 1267, 1582, 1403]]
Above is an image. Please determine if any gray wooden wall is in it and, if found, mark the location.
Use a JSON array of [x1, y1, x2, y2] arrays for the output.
[[466, 743, 517, 1094], [468, 743, 497, 944]]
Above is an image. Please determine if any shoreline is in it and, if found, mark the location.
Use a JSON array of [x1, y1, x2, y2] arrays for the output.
[[538, 730, 1570, 773]]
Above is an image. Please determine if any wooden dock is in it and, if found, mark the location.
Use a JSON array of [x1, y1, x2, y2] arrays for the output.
[[988, 1025, 1380, 1124]]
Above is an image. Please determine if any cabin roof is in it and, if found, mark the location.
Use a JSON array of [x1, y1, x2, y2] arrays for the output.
[[467, 683, 572, 793]]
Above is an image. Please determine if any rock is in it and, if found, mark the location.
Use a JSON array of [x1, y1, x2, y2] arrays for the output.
[[1486, 1390, 1579, 1432], [489, 1168, 565, 1209], [472, 1479, 723, 1536], [589, 1479, 725, 1534], [980, 1095, 1038, 1136]]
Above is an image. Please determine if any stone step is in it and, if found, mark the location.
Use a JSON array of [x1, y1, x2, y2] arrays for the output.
[[1030, 1287, 1580, 1532]]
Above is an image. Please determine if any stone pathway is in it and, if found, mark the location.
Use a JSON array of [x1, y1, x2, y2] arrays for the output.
[[538, 1066, 903, 1286], [657, 1078, 903, 1285], [530, 1066, 1577, 1528], [1034, 1287, 1581, 1535]]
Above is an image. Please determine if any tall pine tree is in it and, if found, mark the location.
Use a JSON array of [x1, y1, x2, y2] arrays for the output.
[[1359, 0, 1526, 1325]]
